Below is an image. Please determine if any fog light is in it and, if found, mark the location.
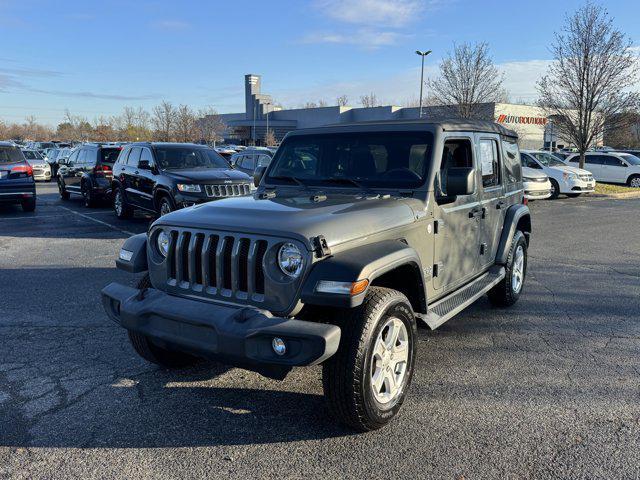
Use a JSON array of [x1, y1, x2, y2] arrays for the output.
[[272, 337, 286, 356]]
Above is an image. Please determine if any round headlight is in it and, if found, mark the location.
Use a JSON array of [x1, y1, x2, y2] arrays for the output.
[[278, 243, 304, 278], [157, 230, 170, 257]]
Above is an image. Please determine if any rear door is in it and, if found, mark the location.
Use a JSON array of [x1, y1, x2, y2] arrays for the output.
[[66, 149, 85, 191], [603, 155, 626, 183], [476, 134, 505, 270]]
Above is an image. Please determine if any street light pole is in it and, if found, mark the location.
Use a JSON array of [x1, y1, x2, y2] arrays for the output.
[[415, 50, 432, 118], [265, 102, 270, 145]]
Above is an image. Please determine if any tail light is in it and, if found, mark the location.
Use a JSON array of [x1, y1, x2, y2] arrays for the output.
[[93, 165, 112, 176], [523, 197, 528, 205], [11, 164, 33, 177]]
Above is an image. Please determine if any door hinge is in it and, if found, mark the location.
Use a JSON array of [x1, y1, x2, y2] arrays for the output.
[[480, 243, 487, 255], [313, 235, 331, 258], [433, 262, 443, 277], [434, 219, 445, 234]]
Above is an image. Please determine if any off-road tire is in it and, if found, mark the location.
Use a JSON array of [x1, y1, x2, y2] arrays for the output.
[[127, 275, 200, 368], [488, 230, 527, 307], [113, 186, 133, 219], [549, 179, 560, 199], [322, 287, 417, 432], [628, 174, 640, 188], [58, 180, 70, 200], [21, 198, 36, 212]]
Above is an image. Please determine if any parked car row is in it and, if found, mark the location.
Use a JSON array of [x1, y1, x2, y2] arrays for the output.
[[0, 142, 37, 212]]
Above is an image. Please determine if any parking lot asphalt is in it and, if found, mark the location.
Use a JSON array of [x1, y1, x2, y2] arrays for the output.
[[1, 183, 639, 479]]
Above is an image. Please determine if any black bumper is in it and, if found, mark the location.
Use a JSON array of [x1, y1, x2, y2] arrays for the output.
[[101, 282, 341, 379]]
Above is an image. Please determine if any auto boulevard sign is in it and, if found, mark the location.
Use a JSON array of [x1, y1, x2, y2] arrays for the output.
[[496, 114, 548, 126]]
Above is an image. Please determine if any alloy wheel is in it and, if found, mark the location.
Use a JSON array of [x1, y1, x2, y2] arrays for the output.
[[512, 245, 525, 294], [114, 190, 123, 216], [370, 317, 409, 405], [631, 177, 640, 188], [160, 200, 172, 216]]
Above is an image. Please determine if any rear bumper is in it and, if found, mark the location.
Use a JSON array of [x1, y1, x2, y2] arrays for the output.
[[0, 187, 36, 203], [101, 282, 341, 379]]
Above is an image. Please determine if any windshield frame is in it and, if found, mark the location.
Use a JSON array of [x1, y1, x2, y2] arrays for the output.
[[264, 130, 434, 191]]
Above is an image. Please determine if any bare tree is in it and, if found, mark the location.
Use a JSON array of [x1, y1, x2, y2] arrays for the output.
[[303, 101, 318, 109], [427, 42, 505, 118], [264, 129, 277, 147], [173, 104, 198, 143], [537, 3, 640, 168], [317, 99, 328, 108], [152, 101, 176, 142], [197, 106, 226, 145], [360, 92, 378, 108], [336, 95, 349, 106]]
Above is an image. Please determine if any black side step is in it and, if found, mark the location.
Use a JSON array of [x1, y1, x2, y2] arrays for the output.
[[417, 265, 505, 330]]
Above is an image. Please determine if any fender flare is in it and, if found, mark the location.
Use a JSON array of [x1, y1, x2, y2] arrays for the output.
[[300, 239, 425, 309], [116, 233, 148, 273], [495, 204, 531, 265]]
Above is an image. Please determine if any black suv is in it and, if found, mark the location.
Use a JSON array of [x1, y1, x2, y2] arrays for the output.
[[230, 149, 274, 176], [111, 142, 253, 218], [0, 142, 36, 212], [58, 144, 122, 207]]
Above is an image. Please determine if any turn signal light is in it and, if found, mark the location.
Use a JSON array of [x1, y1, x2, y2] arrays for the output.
[[350, 279, 369, 295]]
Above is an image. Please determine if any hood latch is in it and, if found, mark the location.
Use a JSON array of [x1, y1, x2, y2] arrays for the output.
[[312, 235, 331, 258]]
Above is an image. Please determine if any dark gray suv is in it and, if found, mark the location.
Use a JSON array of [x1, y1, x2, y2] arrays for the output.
[[102, 120, 531, 431]]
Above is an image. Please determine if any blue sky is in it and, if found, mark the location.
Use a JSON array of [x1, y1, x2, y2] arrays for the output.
[[1, 0, 639, 125]]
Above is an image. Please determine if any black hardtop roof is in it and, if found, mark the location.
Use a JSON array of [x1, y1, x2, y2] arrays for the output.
[[288, 118, 518, 138]]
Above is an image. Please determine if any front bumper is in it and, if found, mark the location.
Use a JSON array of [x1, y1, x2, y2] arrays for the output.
[[101, 282, 341, 379], [524, 179, 552, 200], [560, 178, 595, 194]]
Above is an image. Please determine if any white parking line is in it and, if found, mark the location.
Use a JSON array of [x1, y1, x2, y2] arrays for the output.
[[59, 206, 136, 236]]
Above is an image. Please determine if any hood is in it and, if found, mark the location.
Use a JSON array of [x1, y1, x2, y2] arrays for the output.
[[522, 166, 547, 179], [549, 164, 591, 175], [163, 168, 251, 183], [155, 191, 420, 250]]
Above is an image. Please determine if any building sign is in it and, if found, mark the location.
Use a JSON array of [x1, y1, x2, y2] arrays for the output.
[[496, 114, 548, 126]]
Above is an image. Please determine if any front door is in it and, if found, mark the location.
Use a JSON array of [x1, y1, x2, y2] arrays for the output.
[[136, 147, 156, 211], [433, 135, 481, 292], [476, 135, 505, 270]]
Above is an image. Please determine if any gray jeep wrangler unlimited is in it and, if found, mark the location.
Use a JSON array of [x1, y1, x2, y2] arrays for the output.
[[102, 119, 531, 431]]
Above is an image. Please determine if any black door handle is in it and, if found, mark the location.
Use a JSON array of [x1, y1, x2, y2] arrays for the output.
[[496, 200, 506, 209], [469, 207, 485, 219]]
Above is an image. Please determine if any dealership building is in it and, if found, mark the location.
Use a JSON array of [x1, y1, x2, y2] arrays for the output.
[[218, 74, 561, 149]]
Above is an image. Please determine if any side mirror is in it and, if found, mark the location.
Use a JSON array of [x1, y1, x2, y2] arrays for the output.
[[254, 165, 267, 187], [138, 159, 152, 170], [446, 167, 476, 196]]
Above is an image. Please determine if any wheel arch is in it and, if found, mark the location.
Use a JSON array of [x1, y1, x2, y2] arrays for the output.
[[153, 186, 173, 209], [495, 204, 531, 265], [627, 173, 640, 186], [300, 239, 427, 313]]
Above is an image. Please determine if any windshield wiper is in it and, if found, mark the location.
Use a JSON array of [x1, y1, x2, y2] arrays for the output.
[[319, 177, 367, 189], [269, 175, 307, 187]]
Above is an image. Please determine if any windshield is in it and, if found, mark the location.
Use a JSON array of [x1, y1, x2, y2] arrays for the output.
[[0, 146, 25, 164], [619, 153, 640, 165], [153, 146, 230, 170], [531, 152, 566, 167], [266, 131, 433, 189], [22, 151, 42, 160]]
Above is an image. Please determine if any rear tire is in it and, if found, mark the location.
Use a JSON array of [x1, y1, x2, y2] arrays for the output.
[[127, 275, 200, 368], [322, 287, 417, 431], [113, 186, 133, 219], [58, 180, 70, 200], [549, 179, 560, 199], [21, 198, 36, 212], [488, 230, 527, 307], [628, 174, 640, 188], [82, 182, 99, 208]]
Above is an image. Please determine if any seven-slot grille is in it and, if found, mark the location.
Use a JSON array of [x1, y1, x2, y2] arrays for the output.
[[205, 183, 251, 198], [165, 229, 269, 302]]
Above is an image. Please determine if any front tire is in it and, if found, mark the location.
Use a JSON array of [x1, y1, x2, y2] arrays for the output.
[[549, 179, 560, 199], [157, 195, 175, 216], [488, 230, 527, 307], [127, 275, 200, 368], [322, 287, 417, 431]]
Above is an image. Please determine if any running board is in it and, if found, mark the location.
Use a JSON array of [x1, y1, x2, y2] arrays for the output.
[[417, 266, 506, 330]]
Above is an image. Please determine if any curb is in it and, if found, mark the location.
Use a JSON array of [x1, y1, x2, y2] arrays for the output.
[[590, 191, 640, 199]]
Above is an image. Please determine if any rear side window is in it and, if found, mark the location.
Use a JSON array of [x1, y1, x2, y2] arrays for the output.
[[479, 139, 500, 188], [501, 138, 521, 185], [604, 156, 624, 167], [0, 146, 24, 164]]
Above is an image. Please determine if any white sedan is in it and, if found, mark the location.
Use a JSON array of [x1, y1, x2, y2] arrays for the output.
[[22, 149, 52, 181], [522, 166, 552, 200], [521, 150, 595, 199], [565, 152, 640, 188]]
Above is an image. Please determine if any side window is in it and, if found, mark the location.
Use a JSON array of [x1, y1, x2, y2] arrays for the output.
[[67, 150, 79, 165], [117, 148, 130, 165], [501, 137, 521, 185], [140, 148, 153, 165], [128, 147, 142, 168], [76, 149, 87, 165], [479, 139, 500, 188], [257, 154, 271, 168], [85, 149, 97, 167], [243, 155, 256, 170], [604, 156, 623, 167], [586, 155, 604, 165], [437, 138, 473, 199]]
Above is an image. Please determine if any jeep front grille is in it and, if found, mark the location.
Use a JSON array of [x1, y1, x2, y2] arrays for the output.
[[166, 229, 268, 301], [205, 183, 251, 198]]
